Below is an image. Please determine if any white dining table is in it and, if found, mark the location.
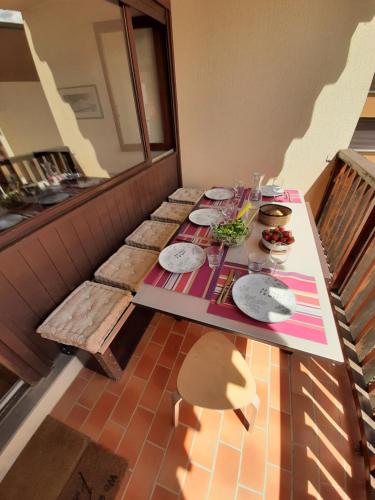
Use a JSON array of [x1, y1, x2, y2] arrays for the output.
[[133, 195, 344, 363]]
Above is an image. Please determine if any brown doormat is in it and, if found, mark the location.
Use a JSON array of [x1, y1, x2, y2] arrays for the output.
[[58, 442, 127, 500], [0, 416, 127, 500]]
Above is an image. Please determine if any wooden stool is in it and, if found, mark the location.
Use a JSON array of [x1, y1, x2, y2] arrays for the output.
[[37, 281, 134, 380], [173, 332, 259, 431]]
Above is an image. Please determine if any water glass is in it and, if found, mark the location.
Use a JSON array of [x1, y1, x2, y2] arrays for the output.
[[234, 180, 244, 200], [221, 201, 235, 221], [248, 252, 265, 273], [207, 245, 224, 269], [268, 243, 290, 273]]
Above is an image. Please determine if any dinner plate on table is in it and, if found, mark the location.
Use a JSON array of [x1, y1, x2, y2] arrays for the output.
[[232, 273, 296, 323], [38, 192, 71, 205], [189, 208, 223, 226], [0, 213, 25, 231], [261, 185, 284, 197], [159, 242, 206, 273], [205, 188, 234, 200]]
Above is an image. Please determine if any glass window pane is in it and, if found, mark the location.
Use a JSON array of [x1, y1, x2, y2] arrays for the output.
[[0, 0, 145, 179]]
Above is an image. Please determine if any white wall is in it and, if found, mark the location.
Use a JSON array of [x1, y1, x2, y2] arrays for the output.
[[0, 82, 63, 155], [171, 0, 375, 204]]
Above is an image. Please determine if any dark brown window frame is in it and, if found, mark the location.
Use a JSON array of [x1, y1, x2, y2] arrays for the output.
[[0, 0, 181, 251]]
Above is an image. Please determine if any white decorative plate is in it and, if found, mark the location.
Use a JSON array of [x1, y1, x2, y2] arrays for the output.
[[232, 273, 296, 323], [159, 243, 206, 273], [261, 185, 284, 197], [205, 188, 234, 200], [189, 208, 223, 226], [38, 192, 70, 205], [0, 213, 25, 230]]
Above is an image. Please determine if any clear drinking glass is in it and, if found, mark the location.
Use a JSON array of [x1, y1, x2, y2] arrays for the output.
[[221, 200, 235, 221], [234, 180, 244, 200], [268, 243, 290, 273], [248, 252, 265, 273], [207, 245, 224, 269], [249, 172, 264, 208]]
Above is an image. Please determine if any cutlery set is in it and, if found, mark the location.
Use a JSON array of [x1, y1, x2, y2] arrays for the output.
[[216, 270, 241, 304]]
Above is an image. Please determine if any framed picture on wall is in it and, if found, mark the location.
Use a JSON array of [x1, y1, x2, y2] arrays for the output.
[[58, 85, 104, 119]]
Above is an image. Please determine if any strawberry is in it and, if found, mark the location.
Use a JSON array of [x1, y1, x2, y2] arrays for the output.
[[281, 237, 287, 243], [273, 234, 279, 242], [265, 234, 271, 241]]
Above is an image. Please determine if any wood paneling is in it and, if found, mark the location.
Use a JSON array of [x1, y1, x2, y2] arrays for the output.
[[0, 154, 179, 384], [0, 26, 38, 82]]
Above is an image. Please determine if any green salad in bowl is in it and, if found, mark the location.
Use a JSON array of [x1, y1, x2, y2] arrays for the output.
[[211, 219, 251, 247]]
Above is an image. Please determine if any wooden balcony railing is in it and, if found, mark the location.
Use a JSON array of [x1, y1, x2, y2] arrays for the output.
[[316, 149, 375, 486]]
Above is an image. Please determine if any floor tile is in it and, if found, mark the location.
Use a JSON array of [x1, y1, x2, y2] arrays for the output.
[[189, 409, 222, 469], [268, 408, 292, 471], [140, 365, 171, 411], [158, 425, 194, 493], [124, 442, 164, 500], [117, 407, 154, 469], [148, 391, 174, 448], [180, 323, 204, 353], [51, 376, 88, 420], [265, 465, 291, 500], [111, 376, 146, 427], [78, 372, 109, 409], [220, 408, 244, 449], [166, 352, 185, 392], [64, 403, 89, 430], [151, 484, 179, 500], [172, 319, 189, 335], [134, 342, 163, 380], [153, 323, 171, 345], [237, 487, 262, 500], [80, 391, 118, 440], [158, 333, 183, 369], [182, 462, 211, 500], [270, 365, 290, 414], [208, 443, 240, 499], [98, 420, 125, 453], [251, 341, 270, 381], [240, 426, 266, 492]]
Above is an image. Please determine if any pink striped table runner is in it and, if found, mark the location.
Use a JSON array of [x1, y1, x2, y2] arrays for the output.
[[143, 244, 226, 298], [199, 188, 303, 207], [207, 262, 327, 345]]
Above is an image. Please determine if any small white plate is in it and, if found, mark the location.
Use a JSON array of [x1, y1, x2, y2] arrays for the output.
[[0, 213, 25, 231], [159, 243, 206, 273], [38, 192, 70, 205], [205, 188, 234, 200], [261, 185, 284, 197], [232, 273, 296, 323], [189, 208, 223, 226]]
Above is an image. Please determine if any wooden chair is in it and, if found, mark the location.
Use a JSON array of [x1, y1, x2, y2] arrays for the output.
[[173, 332, 259, 431]]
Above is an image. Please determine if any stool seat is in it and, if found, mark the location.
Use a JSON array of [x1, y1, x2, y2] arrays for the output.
[[125, 220, 179, 251], [150, 202, 192, 224], [94, 245, 159, 292], [177, 332, 256, 410], [37, 281, 132, 354], [168, 187, 204, 205]]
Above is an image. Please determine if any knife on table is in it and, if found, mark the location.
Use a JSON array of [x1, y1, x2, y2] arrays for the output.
[[217, 269, 234, 304], [222, 271, 241, 303]]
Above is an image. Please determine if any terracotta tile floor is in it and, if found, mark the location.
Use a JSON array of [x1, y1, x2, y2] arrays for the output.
[[51, 313, 367, 499]]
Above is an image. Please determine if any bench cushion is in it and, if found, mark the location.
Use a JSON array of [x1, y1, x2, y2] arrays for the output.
[[94, 245, 158, 292], [125, 220, 179, 251], [168, 187, 204, 205], [37, 281, 132, 353], [150, 202, 192, 224]]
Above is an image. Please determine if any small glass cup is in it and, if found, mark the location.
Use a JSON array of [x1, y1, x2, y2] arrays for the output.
[[221, 200, 235, 221], [268, 243, 290, 273], [234, 180, 244, 200], [207, 244, 224, 269], [248, 252, 265, 273]]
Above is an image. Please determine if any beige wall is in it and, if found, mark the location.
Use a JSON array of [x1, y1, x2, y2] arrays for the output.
[[22, 0, 145, 178], [0, 82, 63, 155], [171, 0, 375, 200]]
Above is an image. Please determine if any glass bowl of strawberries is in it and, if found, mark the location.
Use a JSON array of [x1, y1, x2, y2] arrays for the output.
[[261, 226, 295, 251]]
